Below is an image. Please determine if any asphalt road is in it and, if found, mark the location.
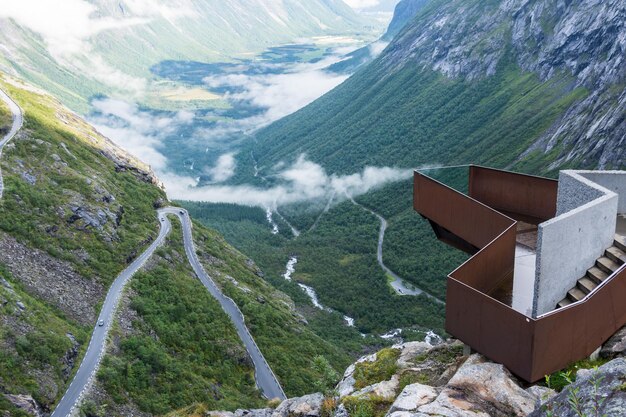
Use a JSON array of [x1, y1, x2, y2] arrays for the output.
[[159, 207, 286, 401], [0, 88, 24, 199], [349, 197, 444, 304], [50, 214, 171, 417], [51, 208, 285, 416]]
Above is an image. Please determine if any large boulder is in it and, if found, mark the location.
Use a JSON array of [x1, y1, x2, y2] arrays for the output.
[[352, 374, 400, 400], [529, 358, 626, 417], [417, 354, 536, 417], [273, 393, 324, 417], [386, 383, 438, 414]]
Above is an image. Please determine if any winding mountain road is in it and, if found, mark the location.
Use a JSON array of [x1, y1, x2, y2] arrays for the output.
[[348, 197, 443, 304], [0, 88, 24, 199], [52, 209, 285, 417], [160, 208, 286, 401], [50, 215, 172, 417]]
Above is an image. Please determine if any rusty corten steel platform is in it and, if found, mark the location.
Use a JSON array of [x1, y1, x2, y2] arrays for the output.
[[414, 165, 626, 382]]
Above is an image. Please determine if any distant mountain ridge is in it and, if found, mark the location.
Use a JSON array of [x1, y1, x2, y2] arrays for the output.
[[328, 0, 429, 73], [0, 0, 374, 111], [254, 0, 625, 174]]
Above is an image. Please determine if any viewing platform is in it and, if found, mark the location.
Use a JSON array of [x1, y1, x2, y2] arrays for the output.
[[414, 166, 626, 382]]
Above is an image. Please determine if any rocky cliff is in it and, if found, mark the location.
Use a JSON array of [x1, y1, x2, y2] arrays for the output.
[[383, 0, 625, 169], [195, 327, 626, 417], [255, 0, 625, 173], [382, 0, 430, 41]]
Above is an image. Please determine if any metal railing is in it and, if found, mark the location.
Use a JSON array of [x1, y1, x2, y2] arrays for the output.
[[414, 166, 626, 382]]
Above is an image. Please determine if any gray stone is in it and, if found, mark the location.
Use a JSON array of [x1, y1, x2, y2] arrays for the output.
[[529, 358, 626, 417], [601, 325, 626, 359], [234, 409, 273, 417], [336, 353, 377, 397], [273, 393, 324, 417], [396, 341, 431, 368], [353, 374, 400, 400], [0, 277, 13, 291], [417, 354, 535, 417], [387, 383, 437, 414], [21, 171, 36, 185], [16, 301, 25, 311], [3, 394, 42, 417], [526, 385, 556, 409], [333, 404, 348, 417]]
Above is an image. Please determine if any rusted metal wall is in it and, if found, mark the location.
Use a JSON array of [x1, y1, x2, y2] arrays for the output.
[[469, 166, 558, 224], [414, 171, 513, 249], [414, 167, 626, 383], [531, 266, 626, 381]]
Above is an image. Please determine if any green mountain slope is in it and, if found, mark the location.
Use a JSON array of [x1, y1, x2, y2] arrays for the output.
[[0, 75, 350, 416], [253, 0, 625, 174]]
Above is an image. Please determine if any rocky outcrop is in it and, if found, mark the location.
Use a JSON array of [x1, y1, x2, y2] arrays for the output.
[[383, 0, 430, 41], [387, 383, 438, 414], [3, 394, 43, 417], [0, 232, 104, 325], [383, 0, 625, 169], [417, 354, 535, 417], [601, 325, 626, 359], [199, 334, 626, 417], [208, 394, 324, 417], [529, 359, 626, 417]]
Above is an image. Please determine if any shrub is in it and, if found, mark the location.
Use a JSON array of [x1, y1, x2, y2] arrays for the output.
[[353, 348, 400, 389]]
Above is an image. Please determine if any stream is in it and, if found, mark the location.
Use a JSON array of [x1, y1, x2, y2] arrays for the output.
[[282, 256, 355, 327]]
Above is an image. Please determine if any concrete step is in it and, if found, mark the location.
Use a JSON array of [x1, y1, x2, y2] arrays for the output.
[[587, 266, 609, 284], [557, 298, 572, 309], [606, 246, 626, 264], [597, 257, 621, 275], [567, 287, 586, 302], [577, 277, 597, 294], [615, 235, 626, 252]]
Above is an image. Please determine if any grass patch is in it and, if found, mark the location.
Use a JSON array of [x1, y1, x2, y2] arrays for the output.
[[342, 395, 393, 417], [353, 348, 400, 390]]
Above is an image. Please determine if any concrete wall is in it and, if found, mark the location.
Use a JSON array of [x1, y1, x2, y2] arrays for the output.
[[532, 171, 618, 317], [577, 171, 626, 213]]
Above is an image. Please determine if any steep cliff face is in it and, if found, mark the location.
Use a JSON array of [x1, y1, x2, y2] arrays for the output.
[[256, 0, 625, 173], [383, 0, 625, 168], [382, 0, 430, 41]]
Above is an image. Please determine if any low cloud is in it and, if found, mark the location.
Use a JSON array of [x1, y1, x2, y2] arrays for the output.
[[0, 0, 196, 92], [206, 153, 237, 183], [203, 52, 350, 129], [89, 98, 194, 170], [163, 154, 411, 207], [343, 0, 383, 10], [369, 41, 389, 57]]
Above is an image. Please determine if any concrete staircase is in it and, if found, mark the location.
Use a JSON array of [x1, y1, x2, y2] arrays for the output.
[[556, 234, 626, 309]]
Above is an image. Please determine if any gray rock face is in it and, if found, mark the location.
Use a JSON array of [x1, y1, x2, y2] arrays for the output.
[[20, 171, 36, 185], [353, 374, 400, 400], [3, 394, 43, 417], [387, 383, 438, 414], [529, 358, 626, 417], [272, 393, 324, 417], [417, 355, 536, 417], [336, 353, 378, 397], [382, 0, 625, 169], [601, 325, 626, 359], [0, 232, 104, 325]]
